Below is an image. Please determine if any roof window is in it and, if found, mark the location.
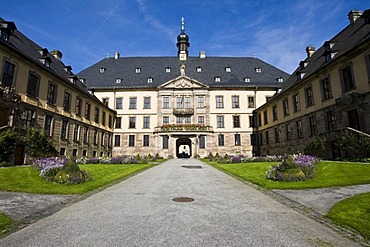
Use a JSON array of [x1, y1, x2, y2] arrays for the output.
[[147, 77, 153, 83], [116, 78, 122, 83], [136, 68, 141, 73], [225, 67, 231, 72], [244, 77, 250, 83], [255, 67, 262, 73], [165, 67, 171, 73], [39, 57, 51, 68], [214, 76, 221, 82], [196, 67, 202, 72], [277, 77, 284, 83], [100, 67, 106, 73]]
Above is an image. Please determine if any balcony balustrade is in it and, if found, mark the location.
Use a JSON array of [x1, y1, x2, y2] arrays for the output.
[[154, 124, 213, 133]]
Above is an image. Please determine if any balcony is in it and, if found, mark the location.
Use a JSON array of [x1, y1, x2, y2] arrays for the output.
[[173, 108, 194, 116], [154, 124, 213, 133]]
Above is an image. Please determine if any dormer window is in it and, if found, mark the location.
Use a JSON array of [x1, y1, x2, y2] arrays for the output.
[[64, 66, 72, 74], [324, 41, 335, 51], [225, 67, 231, 72], [244, 77, 250, 83], [165, 67, 171, 73], [299, 61, 308, 70], [214, 76, 221, 82], [196, 67, 202, 72], [136, 68, 141, 73], [277, 77, 284, 83], [147, 77, 153, 83], [38, 48, 49, 56], [255, 67, 262, 73], [100, 67, 106, 73], [116, 78, 122, 83], [80, 78, 85, 83], [297, 72, 305, 80], [39, 57, 51, 68], [0, 21, 16, 42]]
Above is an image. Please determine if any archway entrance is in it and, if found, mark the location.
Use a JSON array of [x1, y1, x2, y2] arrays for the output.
[[176, 138, 192, 158]]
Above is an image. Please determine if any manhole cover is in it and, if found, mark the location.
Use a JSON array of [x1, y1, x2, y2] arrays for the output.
[[172, 197, 195, 202], [181, 165, 203, 169]]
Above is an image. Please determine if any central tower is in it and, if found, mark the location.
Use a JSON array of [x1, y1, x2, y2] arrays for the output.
[[177, 17, 190, 61]]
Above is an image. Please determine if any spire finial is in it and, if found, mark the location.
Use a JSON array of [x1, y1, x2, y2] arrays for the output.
[[181, 17, 185, 31]]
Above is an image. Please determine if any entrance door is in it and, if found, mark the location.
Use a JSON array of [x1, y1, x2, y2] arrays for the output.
[[347, 109, 360, 130], [14, 145, 25, 165], [176, 138, 192, 158]]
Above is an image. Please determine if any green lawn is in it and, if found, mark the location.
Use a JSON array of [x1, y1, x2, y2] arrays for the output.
[[0, 213, 15, 236], [327, 192, 370, 240], [0, 163, 159, 194], [208, 161, 370, 190]]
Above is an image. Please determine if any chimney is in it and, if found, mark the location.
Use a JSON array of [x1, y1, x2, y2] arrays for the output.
[[348, 10, 362, 24], [199, 51, 206, 58], [114, 52, 120, 59], [305, 46, 315, 58], [50, 50, 62, 60]]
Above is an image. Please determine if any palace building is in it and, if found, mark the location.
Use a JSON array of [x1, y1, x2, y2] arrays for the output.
[[78, 18, 289, 158], [253, 9, 370, 158], [0, 17, 115, 164]]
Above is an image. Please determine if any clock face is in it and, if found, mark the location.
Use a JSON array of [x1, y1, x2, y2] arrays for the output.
[[179, 53, 187, 61]]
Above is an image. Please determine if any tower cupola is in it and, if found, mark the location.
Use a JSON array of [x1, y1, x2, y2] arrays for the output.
[[177, 17, 190, 61]]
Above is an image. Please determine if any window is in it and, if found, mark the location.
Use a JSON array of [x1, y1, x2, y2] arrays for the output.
[[293, 94, 301, 112], [61, 120, 69, 140], [176, 116, 183, 124], [100, 67, 106, 73], [296, 120, 303, 138], [143, 135, 150, 146], [163, 96, 170, 109], [184, 97, 191, 108], [257, 114, 262, 127], [147, 77, 153, 83], [277, 77, 284, 83], [44, 115, 53, 136], [129, 117, 136, 128], [176, 97, 184, 108], [94, 107, 100, 123], [259, 133, 263, 145], [165, 67, 171, 73], [272, 106, 278, 121], [265, 131, 269, 144], [92, 151, 97, 157], [321, 77, 332, 100], [233, 115, 240, 128], [143, 116, 150, 128], [283, 99, 289, 116], [26, 72, 40, 98], [162, 136, 169, 149], [198, 116, 204, 125], [102, 97, 109, 106], [214, 76, 221, 82], [199, 136, 205, 149], [263, 111, 268, 125], [129, 97, 137, 109], [114, 135, 121, 146], [82, 150, 87, 157], [85, 103, 91, 120], [75, 97, 82, 116], [136, 68, 141, 73], [218, 134, 225, 146], [232, 95, 240, 108], [326, 110, 335, 131], [341, 65, 355, 92], [63, 92, 71, 111], [73, 124, 80, 142], [163, 116, 169, 124], [143, 97, 151, 109], [249, 116, 255, 127], [217, 116, 224, 128], [244, 77, 250, 83], [1, 61, 15, 86], [248, 96, 255, 108], [93, 130, 98, 145], [128, 135, 135, 147], [116, 78, 122, 84], [102, 111, 106, 125], [60, 148, 66, 156], [225, 67, 231, 72], [274, 128, 280, 143], [83, 127, 89, 143], [235, 134, 241, 146], [255, 67, 262, 73], [266, 96, 272, 102], [216, 96, 224, 108], [305, 87, 314, 107], [184, 116, 191, 124], [197, 96, 205, 108], [115, 117, 122, 128], [309, 116, 317, 136], [285, 124, 291, 140], [116, 97, 123, 109], [196, 67, 202, 72], [22, 109, 35, 128], [47, 82, 57, 105]]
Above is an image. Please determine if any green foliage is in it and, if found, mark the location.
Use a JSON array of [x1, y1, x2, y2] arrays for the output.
[[56, 159, 87, 184], [279, 155, 297, 171], [24, 128, 57, 159], [304, 136, 327, 158], [155, 153, 161, 160], [207, 152, 214, 161], [0, 128, 17, 163], [0, 213, 15, 236], [214, 153, 220, 160]]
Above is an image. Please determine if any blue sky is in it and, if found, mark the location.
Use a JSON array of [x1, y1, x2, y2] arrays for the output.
[[1, 0, 369, 74]]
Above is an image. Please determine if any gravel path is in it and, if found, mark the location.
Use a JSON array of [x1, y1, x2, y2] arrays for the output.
[[0, 159, 361, 247]]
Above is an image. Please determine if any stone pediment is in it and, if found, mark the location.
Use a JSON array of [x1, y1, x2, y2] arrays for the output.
[[159, 76, 208, 89]]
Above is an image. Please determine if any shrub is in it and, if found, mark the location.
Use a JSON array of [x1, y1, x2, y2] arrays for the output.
[[155, 153, 161, 160], [75, 157, 88, 164], [0, 128, 17, 164], [24, 128, 57, 159], [33, 157, 67, 181], [208, 152, 214, 161], [99, 156, 111, 164], [86, 158, 100, 164]]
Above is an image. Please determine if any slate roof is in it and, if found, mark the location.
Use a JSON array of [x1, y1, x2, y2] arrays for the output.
[[77, 56, 289, 90], [281, 9, 370, 93], [0, 17, 101, 104]]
